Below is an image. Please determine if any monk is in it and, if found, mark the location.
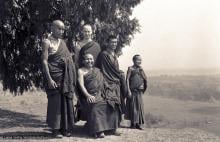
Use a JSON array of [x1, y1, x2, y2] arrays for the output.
[[74, 24, 101, 68], [41, 20, 77, 138], [125, 55, 147, 130], [97, 35, 123, 136], [78, 53, 118, 138], [74, 24, 101, 121]]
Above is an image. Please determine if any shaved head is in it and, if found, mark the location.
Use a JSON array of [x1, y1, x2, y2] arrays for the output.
[[52, 20, 65, 29], [82, 24, 92, 40], [83, 24, 92, 31], [51, 20, 65, 38], [83, 53, 94, 60], [82, 53, 94, 68]]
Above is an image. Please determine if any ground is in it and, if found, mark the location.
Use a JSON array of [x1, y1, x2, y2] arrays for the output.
[[0, 91, 219, 142]]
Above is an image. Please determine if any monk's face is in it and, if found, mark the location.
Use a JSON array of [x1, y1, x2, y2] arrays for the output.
[[51, 21, 65, 38], [108, 38, 118, 51], [134, 56, 142, 67], [82, 25, 92, 40], [83, 54, 94, 68]]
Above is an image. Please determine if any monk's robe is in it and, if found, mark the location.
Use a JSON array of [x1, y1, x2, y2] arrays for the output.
[[97, 50, 123, 127], [119, 71, 127, 114], [125, 67, 147, 125], [83, 68, 116, 134], [76, 41, 101, 121], [78, 41, 101, 68], [72, 43, 80, 69], [44, 39, 77, 131]]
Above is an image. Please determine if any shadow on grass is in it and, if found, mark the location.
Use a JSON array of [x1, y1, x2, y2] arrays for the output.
[[0, 131, 54, 139], [71, 125, 91, 138], [0, 107, 90, 139], [0, 125, 94, 139], [0, 108, 45, 129], [0, 108, 122, 139]]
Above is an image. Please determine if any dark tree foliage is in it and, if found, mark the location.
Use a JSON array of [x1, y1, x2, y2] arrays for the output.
[[0, 0, 142, 94]]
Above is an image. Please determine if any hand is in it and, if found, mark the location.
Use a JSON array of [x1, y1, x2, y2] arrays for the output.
[[87, 95, 96, 103], [128, 91, 132, 98], [119, 70, 124, 74], [139, 66, 143, 71], [48, 79, 58, 89], [139, 84, 144, 90]]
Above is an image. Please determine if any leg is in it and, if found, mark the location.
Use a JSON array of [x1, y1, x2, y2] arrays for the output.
[[60, 95, 74, 137], [136, 123, 144, 130], [52, 129, 63, 138]]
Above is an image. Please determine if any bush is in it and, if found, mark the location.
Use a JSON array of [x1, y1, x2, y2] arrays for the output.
[[0, 0, 142, 94]]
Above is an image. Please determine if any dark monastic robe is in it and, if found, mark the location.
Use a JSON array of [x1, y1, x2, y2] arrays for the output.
[[44, 39, 77, 131], [84, 68, 117, 134], [125, 66, 147, 125], [97, 50, 123, 127], [75, 41, 101, 121]]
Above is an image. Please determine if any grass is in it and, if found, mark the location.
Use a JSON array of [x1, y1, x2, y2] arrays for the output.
[[0, 82, 220, 141], [144, 112, 167, 128]]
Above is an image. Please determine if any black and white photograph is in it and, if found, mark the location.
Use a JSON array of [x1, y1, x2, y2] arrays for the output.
[[0, 0, 220, 141]]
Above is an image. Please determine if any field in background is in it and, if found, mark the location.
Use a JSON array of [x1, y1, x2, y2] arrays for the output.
[[144, 74, 220, 136], [0, 74, 220, 141], [143, 95, 220, 137], [147, 75, 220, 102]]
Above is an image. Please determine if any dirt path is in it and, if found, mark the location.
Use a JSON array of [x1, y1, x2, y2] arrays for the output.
[[0, 92, 219, 142]]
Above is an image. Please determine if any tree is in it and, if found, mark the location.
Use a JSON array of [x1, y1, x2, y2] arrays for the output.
[[0, 0, 142, 94]]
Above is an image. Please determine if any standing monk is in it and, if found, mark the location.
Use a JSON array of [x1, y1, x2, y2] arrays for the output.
[[125, 55, 147, 130], [41, 20, 76, 138], [74, 24, 101, 68], [97, 35, 123, 136]]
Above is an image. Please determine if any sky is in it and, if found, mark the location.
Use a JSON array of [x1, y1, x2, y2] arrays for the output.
[[118, 0, 220, 72]]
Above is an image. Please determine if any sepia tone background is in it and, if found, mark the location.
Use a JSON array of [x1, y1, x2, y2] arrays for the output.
[[119, 0, 220, 73], [0, 0, 220, 141]]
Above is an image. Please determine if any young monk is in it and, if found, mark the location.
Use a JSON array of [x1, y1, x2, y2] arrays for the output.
[[78, 53, 115, 138], [97, 35, 123, 136], [125, 54, 147, 130]]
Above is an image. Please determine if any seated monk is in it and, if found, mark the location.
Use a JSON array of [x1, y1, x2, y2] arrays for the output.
[[74, 24, 101, 121], [77, 53, 118, 138]]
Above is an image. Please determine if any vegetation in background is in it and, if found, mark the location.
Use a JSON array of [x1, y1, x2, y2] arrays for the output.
[[0, 0, 141, 94]]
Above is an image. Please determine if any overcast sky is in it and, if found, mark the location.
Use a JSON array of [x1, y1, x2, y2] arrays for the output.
[[119, 0, 220, 71]]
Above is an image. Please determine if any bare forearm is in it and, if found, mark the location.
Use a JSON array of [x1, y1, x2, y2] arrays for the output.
[[80, 85, 90, 97], [126, 79, 131, 93], [42, 60, 52, 82], [126, 69, 132, 93], [77, 73, 91, 98]]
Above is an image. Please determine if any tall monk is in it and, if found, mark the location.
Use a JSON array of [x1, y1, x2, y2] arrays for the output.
[[97, 35, 123, 136], [125, 55, 147, 130], [41, 20, 76, 138], [78, 53, 118, 138], [74, 24, 101, 68]]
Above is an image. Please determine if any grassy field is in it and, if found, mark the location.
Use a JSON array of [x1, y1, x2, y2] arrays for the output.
[[144, 95, 220, 136], [147, 75, 220, 101], [0, 74, 220, 141], [0, 89, 219, 142]]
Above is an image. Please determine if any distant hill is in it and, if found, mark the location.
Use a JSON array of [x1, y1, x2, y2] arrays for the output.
[[147, 74, 220, 102], [145, 68, 220, 76]]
